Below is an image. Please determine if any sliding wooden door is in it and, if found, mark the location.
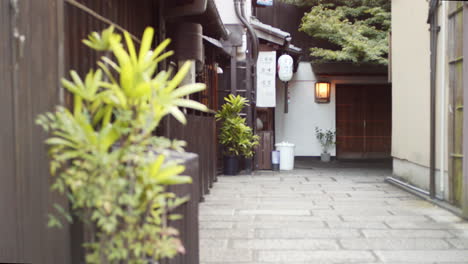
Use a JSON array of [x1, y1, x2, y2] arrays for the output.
[[336, 84, 392, 159]]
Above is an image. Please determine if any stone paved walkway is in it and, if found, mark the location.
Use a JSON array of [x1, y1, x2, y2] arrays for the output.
[[199, 167, 468, 264]]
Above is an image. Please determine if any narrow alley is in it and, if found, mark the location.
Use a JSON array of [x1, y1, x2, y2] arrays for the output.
[[199, 167, 468, 263]]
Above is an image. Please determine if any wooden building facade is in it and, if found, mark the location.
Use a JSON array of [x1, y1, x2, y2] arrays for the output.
[[256, 2, 390, 161], [0, 0, 227, 263]]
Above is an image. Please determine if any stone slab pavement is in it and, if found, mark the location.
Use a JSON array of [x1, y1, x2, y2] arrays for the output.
[[199, 167, 468, 264]]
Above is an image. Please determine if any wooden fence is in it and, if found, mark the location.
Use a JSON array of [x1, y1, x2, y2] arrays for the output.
[[0, 0, 71, 263], [166, 112, 218, 201], [255, 131, 274, 170], [64, 2, 205, 264], [162, 154, 200, 264], [1, 0, 208, 262], [65, 0, 157, 78]]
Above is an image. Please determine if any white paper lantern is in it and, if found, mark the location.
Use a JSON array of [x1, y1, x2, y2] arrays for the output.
[[277, 54, 293, 82]]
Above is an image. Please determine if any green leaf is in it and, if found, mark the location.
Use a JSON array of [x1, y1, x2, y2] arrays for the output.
[[100, 56, 121, 73], [154, 164, 186, 184], [45, 137, 78, 149], [130, 82, 151, 98], [168, 214, 183, 221], [98, 124, 119, 153], [120, 63, 134, 94], [173, 99, 208, 112], [149, 155, 165, 178], [158, 175, 192, 185], [124, 31, 138, 65], [111, 37, 131, 67], [169, 106, 187, 125], [150, 38, 171, 62], [47, 214, 63, 229], [138, 27, 155, 62], [166, 61, 191, 92], [171, 83, 206, 98]]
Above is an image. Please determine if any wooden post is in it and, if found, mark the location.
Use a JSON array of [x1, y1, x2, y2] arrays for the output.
[[461, 3, 468, 218], [284, 81, 288, 113], [231, 48, 237, 95]]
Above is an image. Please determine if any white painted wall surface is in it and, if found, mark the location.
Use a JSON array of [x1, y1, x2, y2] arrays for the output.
[[391, 0, 431, 168], [391, 0, 452, 199], [275, 62, 389, 157], [275, 62, 336, 156], [214, 0, 252, 24]]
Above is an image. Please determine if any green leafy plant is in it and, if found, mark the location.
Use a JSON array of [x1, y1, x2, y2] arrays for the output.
[[282, 0, 390, 65], [315, 127, 336, 154], [36, 26, 208, 264], [215, 94, 259, 157]]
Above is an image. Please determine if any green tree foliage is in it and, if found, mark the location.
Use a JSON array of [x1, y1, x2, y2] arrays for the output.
[[282, 0, 391, 65], [36, 26, 208, 263], [215, 95, 259, 157]]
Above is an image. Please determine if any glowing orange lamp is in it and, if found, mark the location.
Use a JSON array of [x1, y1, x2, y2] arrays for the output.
[[315, 82, 331, 103]]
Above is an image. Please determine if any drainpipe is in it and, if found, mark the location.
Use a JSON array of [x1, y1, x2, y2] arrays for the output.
[[239, 0, 254, 128], [230, 48, 237, 95], [234, 0, 259, 173], [234, 0, 259, 62], [428, 0, 440, 199]]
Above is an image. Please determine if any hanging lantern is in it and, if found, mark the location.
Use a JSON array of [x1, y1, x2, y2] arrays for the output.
[[315, 82, 331, 103], [277, 54, 293, 82]]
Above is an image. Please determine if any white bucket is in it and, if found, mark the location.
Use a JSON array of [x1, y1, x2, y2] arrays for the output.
[[275, 142, 295, 170]]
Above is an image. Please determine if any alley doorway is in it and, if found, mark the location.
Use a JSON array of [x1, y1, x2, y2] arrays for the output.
[[336, 84, 392, 159]]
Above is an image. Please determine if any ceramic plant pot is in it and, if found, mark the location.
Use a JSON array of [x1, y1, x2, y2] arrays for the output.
[[223, 155, 239, 175], [321, 152, 331, 162]]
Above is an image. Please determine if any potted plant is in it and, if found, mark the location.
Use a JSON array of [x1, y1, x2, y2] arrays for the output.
[[215, 95, 259, 175], [36, 26, 208, 263], [315, 127, 336, 162]]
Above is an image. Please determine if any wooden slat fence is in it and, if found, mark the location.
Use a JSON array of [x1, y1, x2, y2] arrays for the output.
[[0, 0, 71, 263], [65, 0, 156, 77], [255, 131, 274, 170], [166, 112, 218, 201], [162, 154, 200, 264], [64, 2, 201, 263], [0, 0, 206, 262]]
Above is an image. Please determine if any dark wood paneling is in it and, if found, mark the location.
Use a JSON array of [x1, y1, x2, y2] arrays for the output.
[[336, 86, 365, 156], [65, 0, 157, 77], [461, 2, 468, 217], [162, 154, 200, 264], [2, 0, 204, 263], [167, 113, 217, 200], [255, 2, 321, 60], [336, 85, 392, 159], [448, 2, 464, 206], [0, 1, 19, 261], [0, 0, 71, 263], [256, 131, 274, 170]]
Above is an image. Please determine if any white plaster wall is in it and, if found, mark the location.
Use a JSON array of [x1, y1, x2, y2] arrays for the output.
[[393, 158, 447, 199], [275, 62, 389, 157], [214, 0, 252, 24], [275, 62, 336, 156], [391, 0, 431, 168], [391, 0, 451, 199]]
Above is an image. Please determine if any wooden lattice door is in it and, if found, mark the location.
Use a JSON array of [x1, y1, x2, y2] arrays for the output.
[[448, 2, 464, 206], [336, 84, 392, 159]]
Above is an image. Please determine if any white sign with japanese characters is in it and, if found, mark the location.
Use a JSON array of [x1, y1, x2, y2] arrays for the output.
[[256, 51, 276, 107]]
